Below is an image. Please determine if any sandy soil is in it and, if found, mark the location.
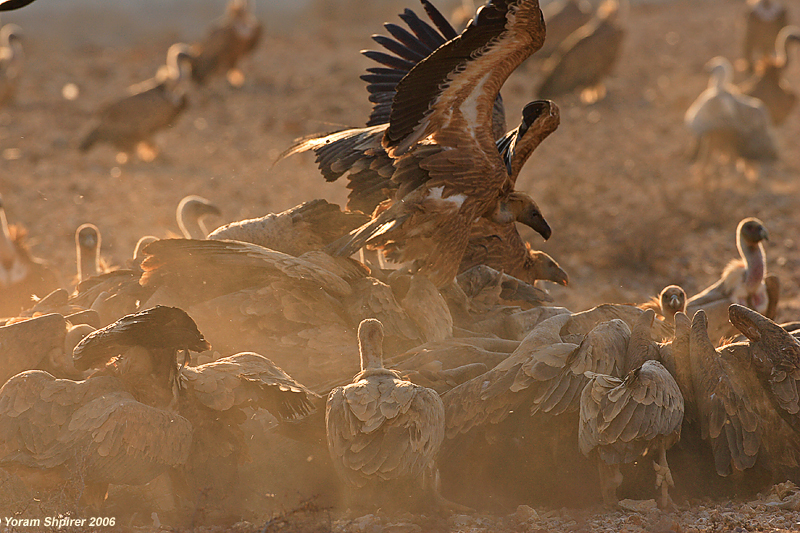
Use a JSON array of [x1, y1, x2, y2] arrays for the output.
[[1, 0, 800, 531]]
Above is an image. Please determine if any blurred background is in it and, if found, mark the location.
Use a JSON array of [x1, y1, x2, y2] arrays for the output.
[[0, 0, 797, 320]]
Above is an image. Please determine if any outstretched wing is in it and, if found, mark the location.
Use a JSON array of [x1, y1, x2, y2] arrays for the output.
[[0, 371, 192, 485], [182, 352, 319, 421]]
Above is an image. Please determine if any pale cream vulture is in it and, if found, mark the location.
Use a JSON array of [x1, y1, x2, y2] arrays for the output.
[[579, 310, 684, 509], [686, 217, 777, 344], [536, 0, 625, 104], [75, 223, 103, 283], [208, 199, 369, 256], [189, 0, 262, 87], [0, 23, 23, 107], [325, 318, 446, 510], [0, 195, 60, 317], [137, 238, 434, 387], [79, 43, 193, 160], [685, 56, 778, 178], [176, 195, 221, 240], [741, 26, 800, 126], [742, 0, 789, 73], [539, 0, 593, 58], [640, 284, 687, 325]]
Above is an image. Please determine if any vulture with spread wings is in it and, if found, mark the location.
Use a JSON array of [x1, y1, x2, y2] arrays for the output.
[[0, 306, 318, 519]]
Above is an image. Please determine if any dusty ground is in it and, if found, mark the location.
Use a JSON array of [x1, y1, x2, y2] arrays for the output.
[[1, 0, 800, 531]]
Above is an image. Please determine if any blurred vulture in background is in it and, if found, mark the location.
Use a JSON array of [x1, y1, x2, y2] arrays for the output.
[[536, 0, 625, 104], [0, 195, 60, 317], [76, 223, 103, 283], [79, 43, 194, 161], [684, 56, 778, 181], [686, 217, 778, 344], [742, 0, 789, 73], [0, 23, 23, 107], [538, 0, 593, 58], [137, 238, 442, 386], [0, 0, 36, 10], [190, 0, 262, 87], [325, 319, 446, 511], [741, 26, 800, 126], [641, 285, 687, 325]]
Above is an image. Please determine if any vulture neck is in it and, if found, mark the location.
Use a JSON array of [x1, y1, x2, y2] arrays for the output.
[[510, 124, 555, 178], [739, 237, 766, 295], [177, 206, 209, 240], [359, 340, 383, 372], [0, 208, 16, 270], [77, 242, 100, 282], [708, 61, 733, 91], [775, 28, 800, 67]]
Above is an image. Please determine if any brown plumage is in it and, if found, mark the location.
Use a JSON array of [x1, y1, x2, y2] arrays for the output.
[[686, 217, 773, 344], [0, 196, 60, 317], [208, 199, 369, 256], [176, 195, 221, 239], [536, 0, 625, 104], [0, 313, 92, 385], [539, 0, 593, 58], [742, 0, 789, 73], [1, 306, 318, 517], [0, 307, 210, 510], [189, 0, 262, 86], [579, 310, 684, 509], [138, 238, 428, 387], [459, 218, 568, 286], [641, 285, 687, 325], [741, 26, 800, 126], [679, 309, 800, 481], [280, 0, 507, 215], [79, 43, 193, 158], [325, 319, 445, 507], [0, 24, 23, 107]]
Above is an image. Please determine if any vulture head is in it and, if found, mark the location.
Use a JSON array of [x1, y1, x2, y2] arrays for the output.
[[659, 285, 687, 321], [72, 305, 210, 372], [358, 318, 385, 372], [502, 191, 552, 241], [729, 303, 800, 372], [738, 217, 768, 248]]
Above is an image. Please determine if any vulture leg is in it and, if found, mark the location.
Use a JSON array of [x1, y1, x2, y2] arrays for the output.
[[80, 482, 109, 512], [597, 461, 622, 508], [653, 442, 676, 510], [427, 467, 474, 514]]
